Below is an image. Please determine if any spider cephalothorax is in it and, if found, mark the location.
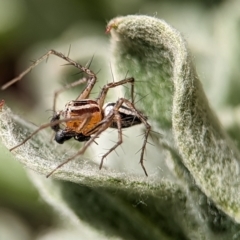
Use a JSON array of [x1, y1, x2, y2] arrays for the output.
[[2, 49, 151, 177]]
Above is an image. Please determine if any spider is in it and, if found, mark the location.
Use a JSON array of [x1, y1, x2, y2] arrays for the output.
[[1, 50, 151, 177]]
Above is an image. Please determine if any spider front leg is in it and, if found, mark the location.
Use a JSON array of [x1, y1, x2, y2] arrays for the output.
[[1, 49, 97, 91], [53, 71, 97, 111], [53, 77, 89, 112]]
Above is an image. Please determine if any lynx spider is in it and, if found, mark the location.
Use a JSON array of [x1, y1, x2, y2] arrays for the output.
[[2, 50, 151, 177]]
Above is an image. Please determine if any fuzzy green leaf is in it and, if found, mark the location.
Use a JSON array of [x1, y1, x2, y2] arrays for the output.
[[0, 104, 209, 239], [107, 15, 240, 224]]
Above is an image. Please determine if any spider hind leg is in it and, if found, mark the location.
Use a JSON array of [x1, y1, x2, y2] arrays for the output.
[[100, 98, 150, 176]]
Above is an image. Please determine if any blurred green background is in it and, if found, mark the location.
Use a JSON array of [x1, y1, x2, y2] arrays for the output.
[[1, 0, 239, 239]]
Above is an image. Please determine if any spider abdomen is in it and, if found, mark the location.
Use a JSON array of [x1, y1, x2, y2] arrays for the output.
[[103, 102, 145, 128]]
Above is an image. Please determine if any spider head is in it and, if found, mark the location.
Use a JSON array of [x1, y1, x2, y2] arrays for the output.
[[54, 129, 90, 144], [54, 129, 72, 144]]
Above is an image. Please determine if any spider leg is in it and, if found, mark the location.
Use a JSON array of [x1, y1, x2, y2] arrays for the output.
[[106, 98, 150, 176], [96, 77, 135, 108], [53, 77, 90, 112], [99, 105, 122, 170], [95, 97, 150, 176], [9, 116, 85, 152], [1, 50, 97, 96], [118, 98, 150, 176]]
